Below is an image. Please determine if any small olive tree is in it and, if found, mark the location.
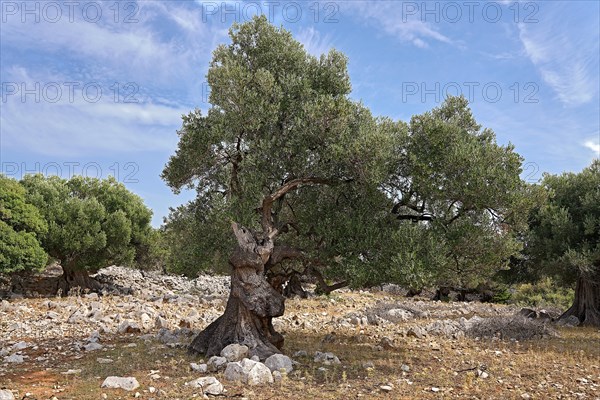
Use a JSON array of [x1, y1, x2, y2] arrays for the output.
[[21, 174, 153, 292]]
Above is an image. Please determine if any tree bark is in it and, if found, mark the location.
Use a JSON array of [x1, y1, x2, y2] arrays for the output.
[[283, 272, 308, 298], [560, 270, 600, 327], [57, 264, 101, 295], [189, 223, 285, 360]]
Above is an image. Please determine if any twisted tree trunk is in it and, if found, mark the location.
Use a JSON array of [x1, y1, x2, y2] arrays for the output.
[[560, 268, 600, 327], [57, 262, 101, 295], [189, 223, 285, 360]]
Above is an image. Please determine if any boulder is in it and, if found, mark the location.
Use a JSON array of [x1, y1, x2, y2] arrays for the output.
[[220, 343, 249, 362], [264, 354, 293, 373], [224, 358, 273, 385], [0, 390, 14, 400]]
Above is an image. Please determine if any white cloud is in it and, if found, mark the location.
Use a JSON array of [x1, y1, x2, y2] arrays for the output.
[[517, 4, 599, 106], [584, 139, 600, 155], [295, 27, 334, 57], [1, 2, 218, 86], [345, 2, 453, 48]]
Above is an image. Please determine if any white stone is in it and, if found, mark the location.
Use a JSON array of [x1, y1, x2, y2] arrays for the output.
[[264, 354, 293, 373], [220, 343, 249, 362], [207, 356, 228, 372], [11, 341, 29, 351], [118, 320, 141, 334], [0, 389, 14, 400], [3, 355, 24, 363], [190, 362, 208, 373], [314, 351, 341, 365], [101, 376, 140, 391], [224, 358, 273, 385], [84, 342, 103, 351], [187, 376, 224, 395]]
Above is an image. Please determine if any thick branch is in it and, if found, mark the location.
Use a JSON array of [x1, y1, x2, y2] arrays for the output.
[[261, 177, 334, 236]]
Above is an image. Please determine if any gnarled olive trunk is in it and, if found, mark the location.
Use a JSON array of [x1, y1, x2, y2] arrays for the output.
[[560, 270, 600, 327], [57, 264, 101, 295], [189, 223, 285, 360]]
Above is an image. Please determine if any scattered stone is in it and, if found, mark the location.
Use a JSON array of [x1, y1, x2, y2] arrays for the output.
[[187, 376, 224, 395], [224, 358, 273, 385], [401, 364, 410, 372], [0, 390, 14, 400], [101, 376, 140, 391], [272, 370, 283, 383], [191, 362, 208, 373], [97, 358, 114, 364], [155, 316, 169, 329], [118, 320, 141, 334], [207, 356, 228, 372], [314, 351, 341, 365], [379, 336, 394, 350], [380, 385, 393, 392], [3, 354, 24, 363], [84, 342, 103, 351], [221, 343, 249, 362], [62, 369, 81, 375], [293, 350, 307, 358], [407, 326, 427, 339], [45, 311, 60, 320], [431, 387, 440, 392], [11, 341, 29, 351], [362, 361, 375, 369], [264, 354, 293, 373]]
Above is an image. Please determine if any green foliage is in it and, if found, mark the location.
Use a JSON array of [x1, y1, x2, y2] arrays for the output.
[[21, 174, 153, 274], [382, 97, 533, 290], [162, 198, 233, 277], [134, 228, 170, 272], [0, 175, 48, 273], [510, 277, 575, 310], [527, 160, 600, 283], [162, 17, 533, 291]]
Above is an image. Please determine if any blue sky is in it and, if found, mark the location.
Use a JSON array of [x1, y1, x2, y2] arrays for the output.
[[1, 0, 599, 226]]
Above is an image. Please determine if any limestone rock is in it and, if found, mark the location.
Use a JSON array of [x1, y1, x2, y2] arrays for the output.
[[224, 358, 273, 385], [101, 376, 140, 391], [207, 356, 228, 372], [118, 320, 141, 334], [0, 389, 14, 400], [220, 343, 249, 362], [190, 362, 208, 373], [264, 354, 293, 373], [187, 376, 224, 395], [314, 351, 341, 365]]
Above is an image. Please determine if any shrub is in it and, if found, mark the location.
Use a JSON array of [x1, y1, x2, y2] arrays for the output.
[[510, 277, 574, 310]]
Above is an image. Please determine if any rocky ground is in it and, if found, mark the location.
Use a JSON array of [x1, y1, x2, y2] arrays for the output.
[[1, 266, 599, 400]]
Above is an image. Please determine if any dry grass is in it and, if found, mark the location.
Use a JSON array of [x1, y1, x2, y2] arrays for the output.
[[2, 293, 600, 400]]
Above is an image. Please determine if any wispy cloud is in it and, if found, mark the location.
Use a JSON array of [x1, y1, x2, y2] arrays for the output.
[[517, 3, 599, 106], [295, 27, 334, 57], [346, 2, 453, 48]]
